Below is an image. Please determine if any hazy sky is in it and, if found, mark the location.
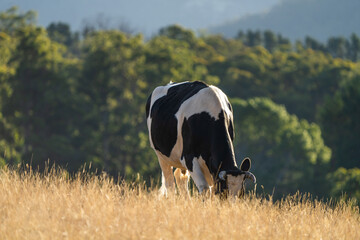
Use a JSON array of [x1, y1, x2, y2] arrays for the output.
[[0, 0, 280, 34]]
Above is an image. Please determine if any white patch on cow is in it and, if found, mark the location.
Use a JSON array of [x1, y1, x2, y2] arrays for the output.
[[227, 175, 245, 196], [147, 117, 155, 149], [175, 87, 224, 121], [158, 171, 167, 196]]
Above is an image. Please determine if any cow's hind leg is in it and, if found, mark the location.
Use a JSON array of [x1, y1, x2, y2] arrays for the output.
[[157, 153, 175, 196], [174, 168, 190, 196]]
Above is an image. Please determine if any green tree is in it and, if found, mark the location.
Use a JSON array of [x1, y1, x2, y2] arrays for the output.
[[0, 31, 22, 166], [3, 26, 81, 170], [47, 22, 79, 49], [304, 36, 326, 52], [236, 30, 246, 43], [272, 49, 356, 122], [158, 25, 223, 80], [159, 25, 197, 48], [144, 35, 218, 87], [0, 112, 23, 167], [349, 33, 360, 62], [327, 167, 360, 203], [203, 34, 244, 58], [231, 98, 331, 198], [264, 30, 277, 52], [219, 46, 273, 99], [277, 34, 291, 52], [79, 30, 157, 178], [246, 30, 262, 47], [319, 76, 360, 169], [0, 6, 36, 35], [0, 31, 16, 102], [218, 45, 358, 122], [327, 37, 348, 59]]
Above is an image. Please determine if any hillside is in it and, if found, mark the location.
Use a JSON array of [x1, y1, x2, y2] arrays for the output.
[[210, 0, 360, 41]]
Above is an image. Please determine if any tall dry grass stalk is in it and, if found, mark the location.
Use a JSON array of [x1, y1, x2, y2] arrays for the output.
[[0, 166, 359, 240]]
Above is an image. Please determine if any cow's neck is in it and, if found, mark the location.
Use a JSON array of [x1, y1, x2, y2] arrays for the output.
[[209, 123, 238, 175]]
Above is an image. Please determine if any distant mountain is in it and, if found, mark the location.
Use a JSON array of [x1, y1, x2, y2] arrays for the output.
[[210, 0, 360, 42], [0, 0, 279, 36]]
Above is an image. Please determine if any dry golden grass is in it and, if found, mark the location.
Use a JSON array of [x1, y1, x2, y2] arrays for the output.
[[0, 167, 359, 240]]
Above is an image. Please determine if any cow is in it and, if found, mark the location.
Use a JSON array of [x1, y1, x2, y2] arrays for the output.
[[146, 81, 256, 197]]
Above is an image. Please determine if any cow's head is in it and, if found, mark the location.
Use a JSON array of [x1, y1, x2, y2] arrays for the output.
[[217, 158, 256, 198]]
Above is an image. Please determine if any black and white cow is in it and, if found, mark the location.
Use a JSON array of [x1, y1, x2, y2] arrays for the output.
[[146, 81, 256, 197]]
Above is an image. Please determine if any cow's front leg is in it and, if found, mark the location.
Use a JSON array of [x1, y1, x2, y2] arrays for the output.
[[182, 157, 210, 194], [157, 153, 175, 196]]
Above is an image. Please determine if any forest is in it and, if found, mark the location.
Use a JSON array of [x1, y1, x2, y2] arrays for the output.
[[0, 7, 359, 202]]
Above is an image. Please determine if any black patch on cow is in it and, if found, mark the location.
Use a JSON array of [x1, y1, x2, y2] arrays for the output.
[[149, 81, 208, 157], [227, 102, 232, 112], [216, 178, 228, 197], [225, 169, 246, 176], [226, 100, 234, 140], [228, 118, 234, 141], [181, 110, 237, 174]]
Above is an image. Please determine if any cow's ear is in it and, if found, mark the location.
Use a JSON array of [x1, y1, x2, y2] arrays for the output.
[[240, 157, 251, 171]]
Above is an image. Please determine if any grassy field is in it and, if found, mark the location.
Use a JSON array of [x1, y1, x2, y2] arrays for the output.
[[0, 167, 359, 240]]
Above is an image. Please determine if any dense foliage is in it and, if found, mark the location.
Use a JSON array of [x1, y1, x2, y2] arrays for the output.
[[0, 7, 359, 201]]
